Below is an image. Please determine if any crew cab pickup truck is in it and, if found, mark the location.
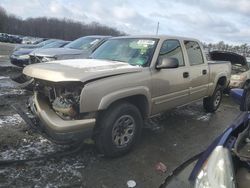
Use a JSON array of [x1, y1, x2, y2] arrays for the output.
[[23, 35, 231, 157]]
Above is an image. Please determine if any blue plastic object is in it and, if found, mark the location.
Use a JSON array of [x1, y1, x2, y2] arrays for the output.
[[230, 88, 244, 105]]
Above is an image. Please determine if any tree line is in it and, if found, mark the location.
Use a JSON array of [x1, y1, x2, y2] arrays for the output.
[[0, 6, 125, 40], [1, 5, 250, 56]]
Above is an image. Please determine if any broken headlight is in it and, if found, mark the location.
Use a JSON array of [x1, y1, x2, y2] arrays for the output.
[[195, 146, 235, 188], [18, 54, 30, 59]]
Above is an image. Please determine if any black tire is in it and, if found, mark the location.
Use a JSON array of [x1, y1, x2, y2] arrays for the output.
[[203, 85, 223, 112], [95, 102, 143, 157]]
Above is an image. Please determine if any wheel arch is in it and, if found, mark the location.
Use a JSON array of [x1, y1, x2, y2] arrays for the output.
[[98, 87, 151, 119], [217, 76, 227, 87]]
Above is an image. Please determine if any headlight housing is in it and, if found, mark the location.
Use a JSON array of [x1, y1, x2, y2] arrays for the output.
[[195, 146, 235, 188], [18, 54, 30, 59]]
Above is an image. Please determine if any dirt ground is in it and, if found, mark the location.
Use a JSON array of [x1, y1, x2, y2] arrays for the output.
[[0, 42, 240, 188]]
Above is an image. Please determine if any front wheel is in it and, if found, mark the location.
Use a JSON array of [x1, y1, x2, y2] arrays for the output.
[[95, 102, 143, 157], [203, 85, 223, 112]]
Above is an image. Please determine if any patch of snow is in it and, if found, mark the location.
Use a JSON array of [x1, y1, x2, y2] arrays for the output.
[[0, 76, 8, 79], [0, 136, 59, 160], [0, 89, 26, 96], [174, 103, 213, 122], [0, 135, 91, 187], [0, 114, 23, 127], [197, 113, 212, 121]]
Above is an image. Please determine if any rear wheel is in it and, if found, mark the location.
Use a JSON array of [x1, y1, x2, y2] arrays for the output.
[[95, 102, 143, 157], [203, 85, 222, 112]]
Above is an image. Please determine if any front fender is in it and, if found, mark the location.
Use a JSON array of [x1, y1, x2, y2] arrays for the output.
[[98, 86, 151, 110], [80, 85, 151, 114]]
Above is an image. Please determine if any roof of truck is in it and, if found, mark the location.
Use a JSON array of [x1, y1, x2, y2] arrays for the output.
[[113, 35, 200, 41], [83, 35, 112, 39]]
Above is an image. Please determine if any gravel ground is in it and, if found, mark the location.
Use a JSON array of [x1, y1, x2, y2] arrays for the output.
[[0, 42, 240, 188]]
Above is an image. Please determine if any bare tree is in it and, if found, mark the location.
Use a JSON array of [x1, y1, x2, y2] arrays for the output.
[[0, 6, 125, 40]]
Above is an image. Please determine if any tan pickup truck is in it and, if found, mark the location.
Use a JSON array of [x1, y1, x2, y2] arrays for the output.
[[23, 35, 231, 157]]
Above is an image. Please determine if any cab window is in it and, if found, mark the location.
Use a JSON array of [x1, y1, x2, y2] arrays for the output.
[[159, 40, 185, 66], [184, 41, 204, 65]]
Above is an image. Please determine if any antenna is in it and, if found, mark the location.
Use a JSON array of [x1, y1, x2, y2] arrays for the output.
[[156, 22, 159, 35]]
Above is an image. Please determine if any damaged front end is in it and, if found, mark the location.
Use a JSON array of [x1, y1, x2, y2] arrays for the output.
[[27, 79, 96, 144], [38, 81, 81, 120]]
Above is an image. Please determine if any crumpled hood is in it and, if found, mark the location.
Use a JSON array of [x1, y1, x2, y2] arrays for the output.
[[29, 47, 84, 57], [23, 59, 142, 82]]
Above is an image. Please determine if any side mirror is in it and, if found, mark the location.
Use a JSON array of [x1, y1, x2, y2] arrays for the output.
[[156, 57, 179, 69]]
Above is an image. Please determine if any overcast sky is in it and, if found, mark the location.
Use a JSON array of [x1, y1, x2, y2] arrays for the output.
[[1, 0, 250, 44]]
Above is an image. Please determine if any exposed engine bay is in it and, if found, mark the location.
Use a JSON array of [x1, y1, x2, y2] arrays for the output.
[[34, 80, 83, 120], [51, 90, 80, 119]]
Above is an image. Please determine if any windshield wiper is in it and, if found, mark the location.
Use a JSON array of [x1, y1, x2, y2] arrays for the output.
[[110, 59, 127, 63]]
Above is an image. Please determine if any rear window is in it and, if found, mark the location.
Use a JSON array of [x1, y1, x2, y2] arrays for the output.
[[184, 41, 204, 65]]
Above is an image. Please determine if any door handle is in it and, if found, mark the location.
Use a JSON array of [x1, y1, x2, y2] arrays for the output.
[[202, 70, 207, 75], [183, 72, 189, 78]]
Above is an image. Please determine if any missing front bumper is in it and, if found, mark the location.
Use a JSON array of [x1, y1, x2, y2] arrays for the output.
[[14, 93, 96, 144]]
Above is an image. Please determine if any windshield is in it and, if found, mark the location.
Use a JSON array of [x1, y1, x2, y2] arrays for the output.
[[90, 38, 157, 66], [41, 41, 66, 49], [64, 37, 101, 50]]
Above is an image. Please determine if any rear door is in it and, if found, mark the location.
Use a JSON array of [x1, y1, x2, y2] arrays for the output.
[[184, 41, 209, 100], [151, 39, 191, 114]]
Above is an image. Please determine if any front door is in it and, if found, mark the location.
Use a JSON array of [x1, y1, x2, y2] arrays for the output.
[[183, 41, 209, 101], [151, 39, 191, 115]]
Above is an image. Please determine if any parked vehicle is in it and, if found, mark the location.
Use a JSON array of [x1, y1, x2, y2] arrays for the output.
[[29, 35, 110, 64], [10, 40, 69, 67], [162, 87, 250, 188], [210, 51, 250, 89], [0, 33, 8, 42], [8, 34, 23, 43], [23, 35, 231, 157], [21, 37, 47, 45], [13, 39, 58, 52], [0, 33, 22, 43]]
